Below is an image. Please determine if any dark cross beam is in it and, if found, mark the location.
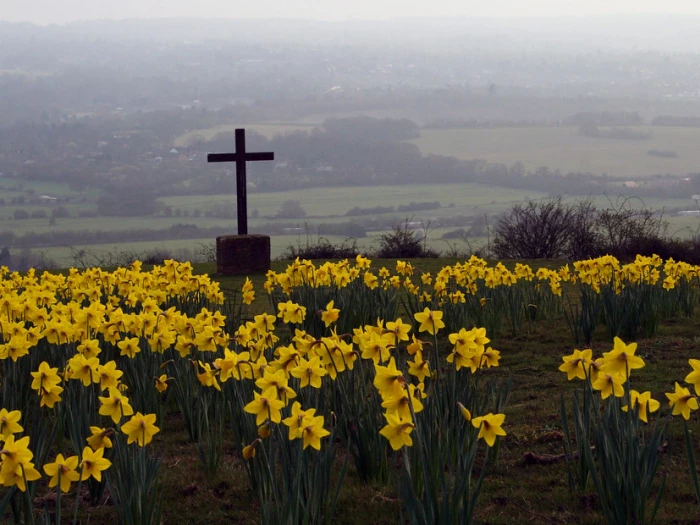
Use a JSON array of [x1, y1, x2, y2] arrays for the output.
[[207, 128, 274, 235]]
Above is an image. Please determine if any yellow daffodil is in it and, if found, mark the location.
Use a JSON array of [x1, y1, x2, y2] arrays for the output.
[[282, 402, 316, 440], [30, 362, 61, 394], [290, 356, 327, 388], [121, 412, 160, 447], [685, 359, 700, 395], [79, 446, 111, 481], [301, 416, 330, 450], [320, 300, 340, 327], [0, 409, 23, 439], [592, 372, 626, 399], [373, 357, 405, 400], [414, 308, 445, 336], [87, 427, 113, 451], [98, 387, 134, 424], [471, 413, 506, 447], [43, 454, 79, 493], [559, 348, 593, 381], [601, 337, 645, 377], [622, 390, 660, 423], [154, 374, 171, 393], [117, 337, 141, 358], [244, 387, 285, 426], [666, 382, 699, 420], [379, 412, 415, 450]]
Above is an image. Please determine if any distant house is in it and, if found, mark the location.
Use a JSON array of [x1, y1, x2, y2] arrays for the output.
[[38, 195, 57, 205], [622, 181, 639, 188], [407, 221, 427, 240]]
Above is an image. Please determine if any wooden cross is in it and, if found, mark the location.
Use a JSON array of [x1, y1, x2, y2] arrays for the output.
[[207, 128, 274, 235]]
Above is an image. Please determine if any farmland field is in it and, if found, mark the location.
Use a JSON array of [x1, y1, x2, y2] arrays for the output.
[[412, 126, 700, 178], [159, 182, 550, 218], [175, 121, 700, 179], [7, 179, 700, 268]]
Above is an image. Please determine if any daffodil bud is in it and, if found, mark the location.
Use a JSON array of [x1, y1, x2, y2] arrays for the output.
[[242, 441, 258, 459], [457, 402, 471, 422], [258, 423, 271, 438]]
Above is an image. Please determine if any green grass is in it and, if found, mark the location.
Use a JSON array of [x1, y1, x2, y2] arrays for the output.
[[39, 235, 360, 267], [0, 179, 99, 200], [413, 126, 700, 178]]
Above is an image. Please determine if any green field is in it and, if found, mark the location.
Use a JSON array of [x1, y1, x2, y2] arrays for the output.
[[9, 180, 700, 268], [160, 183, 550, 219], [0, 179, 99, 200], [175, 121, 700, 179], [412, 126, 700, 178], [5, 137, 700, 268]]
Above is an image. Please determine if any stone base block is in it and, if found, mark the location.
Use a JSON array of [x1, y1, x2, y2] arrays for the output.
[[216, 234, 271, 275]]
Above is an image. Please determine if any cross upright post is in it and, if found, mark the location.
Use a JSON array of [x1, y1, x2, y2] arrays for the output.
[[207, 128, 274, 235]]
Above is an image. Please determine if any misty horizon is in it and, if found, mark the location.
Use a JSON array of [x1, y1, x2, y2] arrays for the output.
[[3, 6, 700, 270], [5, 0, 700, 26]]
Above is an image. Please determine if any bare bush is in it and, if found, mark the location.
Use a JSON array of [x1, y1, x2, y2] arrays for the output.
[[492, 198, 581, 259], [372, 219, 438, 259], [595, 196, 667, 258], [492, 196, 668, 261]]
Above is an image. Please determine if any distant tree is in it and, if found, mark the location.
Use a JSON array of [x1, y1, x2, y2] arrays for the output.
[[0, 246, 10, 266], [277, 200, 307, 219], [323, 117, 420, 143], [51, 206, 70, 219], [13, 209, 29, 220], [97, 191, 160, 217]]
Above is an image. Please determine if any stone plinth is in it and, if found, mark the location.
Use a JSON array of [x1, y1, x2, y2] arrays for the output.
[[216, 234, 271, 275]]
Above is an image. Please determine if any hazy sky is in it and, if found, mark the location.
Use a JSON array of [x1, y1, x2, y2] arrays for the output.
[[4, 0, 700, 25]]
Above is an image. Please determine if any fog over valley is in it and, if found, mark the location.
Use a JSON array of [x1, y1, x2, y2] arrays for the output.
[[2, 13, 700, 268]]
